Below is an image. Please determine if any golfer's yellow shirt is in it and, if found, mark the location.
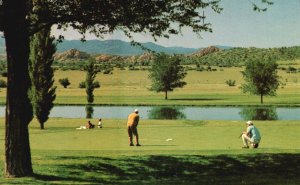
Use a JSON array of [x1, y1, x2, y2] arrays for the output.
[[127, 113, 139, 127]]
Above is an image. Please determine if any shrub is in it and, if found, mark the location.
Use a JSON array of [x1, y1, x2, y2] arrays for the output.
[[0, 71, 8, 77], [225, 79, 236, 87], [79, 81, 100, 88], [79, 81, 86, 88], [59, 78, 71, 88], [103, 69, 113, 74], [196, 64, 205, 72], [93, 81, 100, 88], [0, 79, 7, 88], [286, 66, 297, 73]]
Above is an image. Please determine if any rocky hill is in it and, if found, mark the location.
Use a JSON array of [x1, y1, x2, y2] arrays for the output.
[[54, 49, 90, 62], [190, 46, 221, 57], [54, 49, 155, 63]]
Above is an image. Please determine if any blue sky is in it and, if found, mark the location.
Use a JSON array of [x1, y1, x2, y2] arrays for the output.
[[52, 0, 300, 49]]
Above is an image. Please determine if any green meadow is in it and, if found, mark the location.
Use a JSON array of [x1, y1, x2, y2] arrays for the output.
[[0, 118, 300, 184], [1, 64, 300, 106], [0, 63, 300, 184]]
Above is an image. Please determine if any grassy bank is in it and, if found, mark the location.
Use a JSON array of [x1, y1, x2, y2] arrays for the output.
[[1, 118, 300, 184]]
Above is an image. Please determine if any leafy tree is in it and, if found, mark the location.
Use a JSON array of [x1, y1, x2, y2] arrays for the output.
[[149, 53, 187, 100], [59, 78, 70, 88], [85, 58, 97, 104], [0, 0, 271, 178], [241, 57, 280, 104], [29, 27, 57, 130]]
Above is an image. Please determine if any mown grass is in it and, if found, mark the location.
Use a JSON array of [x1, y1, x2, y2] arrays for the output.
[[0, 66, 300, 106], [1, 118, 300, 184], [0, 63, 299, 184]]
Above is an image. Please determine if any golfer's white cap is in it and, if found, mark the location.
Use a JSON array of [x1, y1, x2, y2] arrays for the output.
[[246, 120, 253, 125], [134, 109, 139, 113]]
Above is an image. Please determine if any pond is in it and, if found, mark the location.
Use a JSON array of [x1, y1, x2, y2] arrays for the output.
[[0, 105, 300, 120]]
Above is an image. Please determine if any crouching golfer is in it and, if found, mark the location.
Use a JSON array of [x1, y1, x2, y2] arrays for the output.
[[241, 121, 261, 148], [127, 109, 141, 146]]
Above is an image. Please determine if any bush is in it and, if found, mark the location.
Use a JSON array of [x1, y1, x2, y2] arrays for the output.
[[59, 78, 71, 88], [286, 66, 297, 73], [93, 81, 100, 88], [103, 69, 113, 74], [78, 81, 86, 88], [79, 81, 100, 88], [0, 79, 7, 88], [206, 66, 212, 71], [196, 64, 205, 72], [225, 79, 236, 87], [0, 71, 8, 77]]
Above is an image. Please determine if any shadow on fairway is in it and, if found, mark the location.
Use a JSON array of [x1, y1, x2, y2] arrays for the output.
[[34, 154, 300, 184], [170, 98, 225, 101]]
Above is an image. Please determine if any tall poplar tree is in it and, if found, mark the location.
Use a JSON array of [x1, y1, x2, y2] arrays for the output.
[[85, 58, 97, 104], [29, 27, 56, 129]]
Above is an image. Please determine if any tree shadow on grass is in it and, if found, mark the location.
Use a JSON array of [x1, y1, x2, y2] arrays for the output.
[[34, 154, 300, 184], [170, 98, 225, 101]]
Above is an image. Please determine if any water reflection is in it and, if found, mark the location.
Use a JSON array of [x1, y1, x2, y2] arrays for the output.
[[0, 105, 299, 120], [148, 106, 186, 120], [239, 107, 278, 120], [85, 105, 94, 118]]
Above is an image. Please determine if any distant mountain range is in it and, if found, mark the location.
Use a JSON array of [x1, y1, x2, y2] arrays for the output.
[[56, 39, 199, 55], [0, 37, 231, 56]]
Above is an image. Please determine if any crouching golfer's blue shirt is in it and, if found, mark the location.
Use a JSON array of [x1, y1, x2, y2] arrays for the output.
[[247, 125, 261, 143]]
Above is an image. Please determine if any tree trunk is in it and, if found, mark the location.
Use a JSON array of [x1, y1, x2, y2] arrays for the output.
[[165, 90, 168, 100], [40, 122, 45, 130], [4, 0, 34, 177], [260, 94, 263, 104]]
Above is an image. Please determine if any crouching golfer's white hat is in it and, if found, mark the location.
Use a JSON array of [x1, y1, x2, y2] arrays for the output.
[[134, 109, 139, 113], [246, 120, 253, 125]]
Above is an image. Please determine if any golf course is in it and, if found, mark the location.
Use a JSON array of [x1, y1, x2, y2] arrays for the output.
[[2, 0, 300, 183], [0, 65, 300, 184]]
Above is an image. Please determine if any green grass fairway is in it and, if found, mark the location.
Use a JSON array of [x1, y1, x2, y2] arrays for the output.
[[1, 118, 300, 184], [0, 63, 299, 184]]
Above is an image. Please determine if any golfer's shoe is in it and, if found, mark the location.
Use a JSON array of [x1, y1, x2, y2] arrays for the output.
[[129, 143, 134, 146], [242, 146, 249, 149], [253, 143, 259, 148], [136, 143, 141, 146]]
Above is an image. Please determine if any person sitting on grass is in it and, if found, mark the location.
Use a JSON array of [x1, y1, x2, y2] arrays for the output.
[[86, 120, 95, 129], [241, 120, 261, 149]]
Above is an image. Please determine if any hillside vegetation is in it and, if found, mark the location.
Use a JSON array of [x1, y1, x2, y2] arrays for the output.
[[185, 46, 300, 67], [52, 46, 300, 66]]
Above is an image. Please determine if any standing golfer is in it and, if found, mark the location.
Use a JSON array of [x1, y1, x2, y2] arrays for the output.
[[127, 109, 141, 146], [241, 120, 261, 148]]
